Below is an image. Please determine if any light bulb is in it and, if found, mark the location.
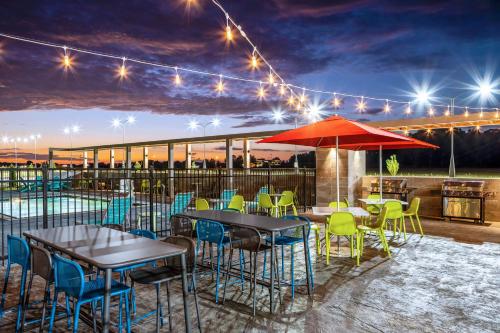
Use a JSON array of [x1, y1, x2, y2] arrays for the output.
[[225, 25, 233, 41], [268, 71, 274, 85], [383, 100, 390, 113], [405, 104, 412, 115], [332, 95, 341, 108], [257, 83, 266, 100], [279, 84, 286, 96], [215, 76, 225, 93], [356, 97, 366, 112]]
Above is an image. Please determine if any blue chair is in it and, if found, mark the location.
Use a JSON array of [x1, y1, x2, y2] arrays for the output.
[[49, 254, 131, 333], [102, 197, 132, 225], [245, 186, 269, 213], [219, 189, 237, 210], [196, 219, 242, 303], [262, 215, 314, 300], [0, 235, 30, 332]]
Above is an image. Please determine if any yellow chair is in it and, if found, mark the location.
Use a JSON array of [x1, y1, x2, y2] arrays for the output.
[[258, 193, 279, 217], [365, 193, 381, 215], [325, 212, 359, 265], [140, 179, 149, 193], [357, 206, 391, 260], [195, 198, 210, 211], [402, 197, 423, 236], [277, 191, 297, 216], [344, 198, 350, 207], [228, 195, 245, 213], [384, 201, 404, 238], [328, 201, 348, 210]]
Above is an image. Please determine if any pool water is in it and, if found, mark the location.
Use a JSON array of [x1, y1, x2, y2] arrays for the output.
[[1, 196, 109, 218]]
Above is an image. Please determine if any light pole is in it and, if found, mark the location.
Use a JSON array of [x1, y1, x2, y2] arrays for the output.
[[64, 125, 80, 167], [188, 117, 220, 169], [449, 98, 456, 177], [111, 115, 136, 168], [30, 134, 41, 167]]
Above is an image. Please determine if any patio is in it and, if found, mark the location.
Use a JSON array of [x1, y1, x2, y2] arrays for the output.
[[0, 218, 498, 333]]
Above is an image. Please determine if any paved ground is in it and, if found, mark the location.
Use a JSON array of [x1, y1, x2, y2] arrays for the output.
[[0, 218, 499, 332]]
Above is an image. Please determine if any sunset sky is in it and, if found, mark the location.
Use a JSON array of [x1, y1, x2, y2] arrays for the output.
[[0, 0, 498, 163]]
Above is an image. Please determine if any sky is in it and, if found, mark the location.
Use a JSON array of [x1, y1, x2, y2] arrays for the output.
[[0, 0, 499, 163]]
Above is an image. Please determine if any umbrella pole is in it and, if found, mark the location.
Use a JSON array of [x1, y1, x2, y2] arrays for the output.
[[336, 136, 340, 212], [379, 145, 383, 200]]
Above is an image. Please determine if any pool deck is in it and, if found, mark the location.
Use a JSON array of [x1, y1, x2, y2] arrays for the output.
[[0, 217, 499, 332]]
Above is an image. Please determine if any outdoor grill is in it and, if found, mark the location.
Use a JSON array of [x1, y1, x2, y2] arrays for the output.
[[441, 180, 488, 224], [370, 179, 412, 201]]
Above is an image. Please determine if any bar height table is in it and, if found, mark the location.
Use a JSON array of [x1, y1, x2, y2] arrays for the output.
[[177, 210, 313, 313], [24, 225, 192, 333]]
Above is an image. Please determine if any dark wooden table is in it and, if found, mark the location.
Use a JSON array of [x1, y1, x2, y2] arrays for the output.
[[176, 210, 313, 313], [23, 225, 192, 333]]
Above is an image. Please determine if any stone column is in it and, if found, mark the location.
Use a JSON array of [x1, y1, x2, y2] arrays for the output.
[[143, 147, 149, 169], [125, 147, 132, 169], [48, 149, 55, 168], [93, 149, 99, 185], [82, 151, 88, 169], [168, 143, 175, 198], [243, 139, 251, 169], [109, 149, 115, 169], [185, 144, 192, 168]]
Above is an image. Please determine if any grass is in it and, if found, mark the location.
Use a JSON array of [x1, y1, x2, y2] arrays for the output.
[[366, 169, 500, 179]]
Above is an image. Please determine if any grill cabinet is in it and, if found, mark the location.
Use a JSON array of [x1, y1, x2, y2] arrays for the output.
[[441, 180, 486, 224], [370, 179, 411, 202]]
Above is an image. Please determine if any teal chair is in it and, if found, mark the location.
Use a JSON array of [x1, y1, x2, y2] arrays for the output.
[[19, 176, 42, 192], [166, 192, 193, 221], [102, 197, 132, 225], [219, 189, 237, 210], [245, 186, 269, 213]]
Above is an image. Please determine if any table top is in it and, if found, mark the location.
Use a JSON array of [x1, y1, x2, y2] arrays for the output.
[[358, 198, 408, 205], [177, 210, 307, 233], [24, 225, 186, 269], [312, 206, 370, 217]]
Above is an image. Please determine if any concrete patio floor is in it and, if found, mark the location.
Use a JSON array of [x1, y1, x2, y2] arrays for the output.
[[0, 218, 499, 332]]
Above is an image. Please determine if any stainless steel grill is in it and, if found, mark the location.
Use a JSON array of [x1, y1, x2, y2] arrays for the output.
[[441, 180, 487, 224], [370, 179, 412, 201]]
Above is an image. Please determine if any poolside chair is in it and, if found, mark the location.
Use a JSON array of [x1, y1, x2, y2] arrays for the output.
[[1, 235, 30, 332], [166, 192, 193, 221], [258, 193, 279, 217], [357, 206, 391, 260], [245, 186, 270, 213], [19, 176, 42, 192], [227, 195, 245, 213], [402, 197, 424, 237], [277, 191, 297, 216], [219, 189, 237, 210], [384, 201, 404, 237], [195, 198, 210, 211], [326, 212, 360, 265], [102, 196, 132, 226]]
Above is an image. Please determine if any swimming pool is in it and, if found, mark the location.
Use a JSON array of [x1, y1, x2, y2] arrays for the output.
[[0, 196, 109, 218]]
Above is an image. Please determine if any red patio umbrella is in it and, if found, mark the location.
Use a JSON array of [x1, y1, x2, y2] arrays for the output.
[[258, 115, 415, 208]]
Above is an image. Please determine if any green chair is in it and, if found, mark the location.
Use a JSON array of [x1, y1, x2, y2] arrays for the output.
[[357, 206, 391, 260], [402, 197, 423, 236], [246, 186, 269, 213], [384, 201, 404, 238], [277, 191, 297, 216], [328, 201, 348, 210], [344, 197, 350, 207], [140, 179, 149, 193], [258, 193, 279, 217], [195, 198, 210, 211], [219, 189, 237, 210], [228, 195, 245, 213], [326, 212, 359, 265], [365, 193, 381, 215]]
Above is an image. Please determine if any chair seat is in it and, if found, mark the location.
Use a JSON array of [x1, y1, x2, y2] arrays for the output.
[[266, 236, 302, 246], [310, 223, 320, 230], [357, 225, 377, 232], [402, 211, 414, 216], [129, 266, 185, 285], [81, 278, 130, 301]]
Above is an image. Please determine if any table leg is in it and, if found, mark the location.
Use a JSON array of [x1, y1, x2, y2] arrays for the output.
[[180, 253, 192, 333], [274, 197, 279, 217], [103, 268, 112, 333], [270, 232, 275, 313], [302, 225, 312, 296]]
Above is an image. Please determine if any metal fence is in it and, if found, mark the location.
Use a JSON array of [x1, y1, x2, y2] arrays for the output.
[[0, 166, 316, 264]]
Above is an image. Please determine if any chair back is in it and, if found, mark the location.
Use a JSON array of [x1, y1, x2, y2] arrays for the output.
[[258, 193, 273, 209], [30, 244, 53, 281], [232, 227, 262, 252], [129, 229, 157, 240], [344, 197, 350, 207], [7, 235, 30, 268], [407, 197, 420, 215], [367, 194, 381, 200], [162, 236, 197, 273], [328, 201, 348, 210], [220, 189, 237, 209], [195, 198, 210, 211], [327, 212, 356, 236], [170, 215, 195, 237], [384, 201, 403, 219], [196, 219, 225, 245], [170, 192, 193, 215], [228, 195, 244, 212], [53, 254, 84, 298], [102, 196, 132, 225], [101, 224, 125, 231], [372, 206, 389, 229], [280, 215, 311, 239], [252, 186, 269, 202], [278, 191, 294, 206]]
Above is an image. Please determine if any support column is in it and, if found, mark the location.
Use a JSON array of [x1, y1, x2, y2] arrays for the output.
[[48, 149, 55, 168], [226, 139, 233, 189], [83, 151, 88, 169], [185, 144, 192, 169], [125, 146, 132, 169], [168, 143, 175, 199], [243, 139, 251, 169], [143, 147, 149, 169], [109, 149, 115, 169], [93, 148, 99, 185], [347, 150, 366, 204]]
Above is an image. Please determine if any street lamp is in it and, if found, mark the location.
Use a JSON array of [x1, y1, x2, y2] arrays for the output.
[[29, 134, 41, 167], [188, 117, 220, 168], [64, 125, 80, 167], [111, 115, 136, 168]]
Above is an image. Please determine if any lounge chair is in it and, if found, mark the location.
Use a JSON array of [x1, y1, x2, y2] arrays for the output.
[[102, 196, 132, 225]]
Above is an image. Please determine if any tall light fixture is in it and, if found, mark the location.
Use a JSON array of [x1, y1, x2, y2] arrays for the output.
[[63, 125, 80, 167], [188, 117, 220, 168], [111, 115, 136, 168], [30, 134, 41, 167]]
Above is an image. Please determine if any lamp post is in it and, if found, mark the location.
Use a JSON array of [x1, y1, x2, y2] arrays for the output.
[[188, 117, 220, 169], [111, 116, 136, 168], [30, 134, 41, 167], [64, 125, 80, 167]]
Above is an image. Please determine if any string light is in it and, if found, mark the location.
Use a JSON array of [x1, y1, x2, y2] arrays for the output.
[[117, 57, 128, 80], [383, 100, 391, 114], [300, 88, 307, 104], [279, 83, 286, 96], [249, 47, 259, 70], [215, 74, 225, 94], [225, 14, 233, 42], [428, 106, 435, 116], [257, 81, 266, 100], [405, 102, 412, 115], [61, 46, 72, 71], [464, 107, 469, 117], [444, 105, 450, 116], [174, 67, 182, 86], [287, 92, 295, 107], [268, 69, 275, 85], [356, 97, 367, 112], [332, 93, 341, 109]]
